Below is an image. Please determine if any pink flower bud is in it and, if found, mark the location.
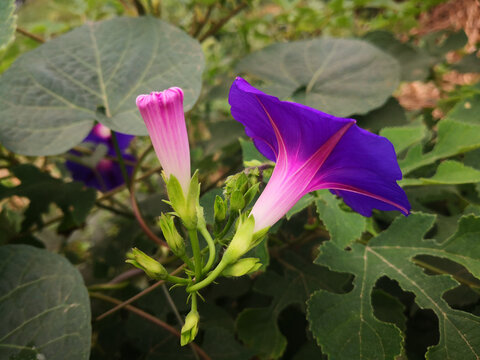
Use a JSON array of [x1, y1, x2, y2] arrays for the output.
[[136, 88, 191, 193]]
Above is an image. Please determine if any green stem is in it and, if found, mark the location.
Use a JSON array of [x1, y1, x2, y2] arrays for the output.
[[189, 229, 203, 282], [111, 130, 131, 188], [165, 274, 190, 285], [187, 258, 229, 293], [191, 291, 198, 312], [199, 224, 216, 274], [215, 213, 237, 239]]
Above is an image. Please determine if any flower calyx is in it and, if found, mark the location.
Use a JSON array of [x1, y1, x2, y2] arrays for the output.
[[126, 248, 167, 280], [221, 257, 262, 277], [164, 170, 200, 230]]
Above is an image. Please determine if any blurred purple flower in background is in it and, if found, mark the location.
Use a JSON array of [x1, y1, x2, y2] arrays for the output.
[[66, 124, 135, 192], [229, 77, 410, 232]]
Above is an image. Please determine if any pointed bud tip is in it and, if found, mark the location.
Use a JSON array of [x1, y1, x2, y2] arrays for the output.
[[136, 87, 184, 108]]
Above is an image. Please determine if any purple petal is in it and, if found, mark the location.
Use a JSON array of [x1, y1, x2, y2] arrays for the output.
[[229, 77, 410, 229], [83, 123, 134, 151], [66, 154, 135, 192], [229, 77, 353, 163]]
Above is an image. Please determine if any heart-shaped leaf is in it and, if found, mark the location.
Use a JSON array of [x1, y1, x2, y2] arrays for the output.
[[0, 16, 205, 155], [0, 0, 16, 51], [0, 245, 91, 360], [236, 38, 400, 117]]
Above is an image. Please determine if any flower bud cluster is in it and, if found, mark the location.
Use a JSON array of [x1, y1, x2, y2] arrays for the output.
[[224, 172, 259, 212]]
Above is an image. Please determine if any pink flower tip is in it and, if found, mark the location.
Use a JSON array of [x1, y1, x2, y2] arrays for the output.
[[136, 88, 184, 109]]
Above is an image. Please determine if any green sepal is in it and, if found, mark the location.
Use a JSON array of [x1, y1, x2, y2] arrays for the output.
[[221, 257, 262, 277], [223, 215, 256, 264], [181, 310, 200, 346], [250, 226, 270, 249], [126, 248, 167, 280], [164, 171, 200, 230]]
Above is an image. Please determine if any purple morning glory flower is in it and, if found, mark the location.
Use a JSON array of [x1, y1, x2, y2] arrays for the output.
[[66, 124, 135, 192], [229, 77, 410, 232]]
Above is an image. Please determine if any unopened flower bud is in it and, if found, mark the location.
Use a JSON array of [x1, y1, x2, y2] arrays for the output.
[[230, 190, 245, 212], [236, 173, 249, 194], [136, 88, 191, 194], [126, 248, 167, 280], [158, 214, 185, 257], [181, 310, 200, 346], [222, 257, 262, 277], [214, 195, 226, 223]]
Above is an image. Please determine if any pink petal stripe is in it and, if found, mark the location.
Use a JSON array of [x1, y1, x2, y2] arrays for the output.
[[320, 182, 410, 214]]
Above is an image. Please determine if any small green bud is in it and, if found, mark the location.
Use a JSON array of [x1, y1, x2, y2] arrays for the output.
[[224, 174, 238, 196], [230, 190, 245, 212], [243, 183, 259, 206], [223, 215, 255, 264], [222, 257, 262, 277], [126, 248, 167, 280], [236, 173, 249, 194], [180, 310, 200, 346], [214, 195, 226, 223], [158, 214, 185, 257]]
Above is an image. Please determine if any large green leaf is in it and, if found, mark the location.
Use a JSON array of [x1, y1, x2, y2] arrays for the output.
[[380, 124, 427, 155], [308, 213, 480, 360], [0, 164, 96, 231], [400, 160, 480, 186], [446, 94, 480, 125], [364, 30, 432, 81], [355, 98, 407, 133], [236, 38, 400, 117], [236, 252, 351, 359], [0, 16, 204, 155], [0, 0, 16, 51], [0, 245, 91, 360], [315, 190, 366, 249], [400, 119, 480, 175]]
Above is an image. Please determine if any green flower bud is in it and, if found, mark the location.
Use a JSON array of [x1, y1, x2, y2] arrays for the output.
[[236, 173, 249, 194], [222, 257, 262, 277], [214, 195, 226, 223], [223, 215, 255, 264], [126, 248, 167, 280], [224, 172, 248, 196], [158, 214, 185, 257], [180, 310, 200, 346], [230, 190, 245, 212]]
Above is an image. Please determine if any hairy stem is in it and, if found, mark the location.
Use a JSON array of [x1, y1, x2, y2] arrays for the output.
[[189, 229, 203, 282], [187, 258, 229, 293]]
